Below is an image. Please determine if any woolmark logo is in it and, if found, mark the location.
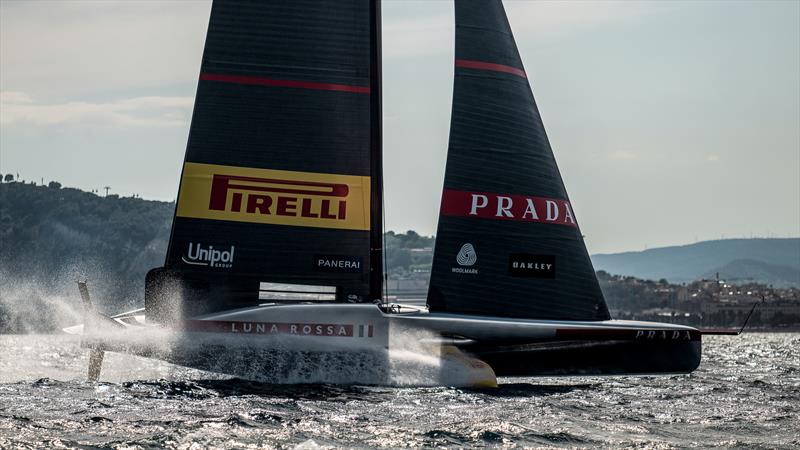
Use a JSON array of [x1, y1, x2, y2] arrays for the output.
[[452, 243, 478, 274], [182, 243, 235, 269], [456, 243, 477, 266]]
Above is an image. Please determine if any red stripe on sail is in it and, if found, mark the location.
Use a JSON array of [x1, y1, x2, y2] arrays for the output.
[[200, 73, 371, 94], [455, 59, 527, 78], [440, 189, 578, 227]]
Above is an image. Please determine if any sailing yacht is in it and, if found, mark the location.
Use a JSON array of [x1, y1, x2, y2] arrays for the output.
[[69, 0, 703, 385]]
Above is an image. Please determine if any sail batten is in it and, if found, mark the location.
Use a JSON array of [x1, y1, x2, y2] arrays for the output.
[[427, 0, 610, 321]]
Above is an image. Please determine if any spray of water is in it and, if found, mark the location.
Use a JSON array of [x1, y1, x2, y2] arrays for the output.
[[2, 270, 492, 387], [0, 274, 83, 333], [0, 259, 142, 334], [386, 326, 446, 386], [76, 320, 493, 387]]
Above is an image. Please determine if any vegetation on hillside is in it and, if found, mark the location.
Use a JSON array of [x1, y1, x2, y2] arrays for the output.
[[0, 182, 437, 331], [1, 181, 797, 332], [0, 181, 173, 323], [384, 230, 433, 278], [593, 238, 800, 287]]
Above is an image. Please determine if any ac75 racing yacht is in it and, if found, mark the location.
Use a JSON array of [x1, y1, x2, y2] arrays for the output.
[[68, 0, 706, 387]]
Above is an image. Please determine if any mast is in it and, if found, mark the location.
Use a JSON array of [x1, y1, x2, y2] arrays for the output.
[[368, 0, 384, 301]]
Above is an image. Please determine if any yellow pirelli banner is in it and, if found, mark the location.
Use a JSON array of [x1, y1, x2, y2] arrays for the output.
[[175, 162, 371, 231]]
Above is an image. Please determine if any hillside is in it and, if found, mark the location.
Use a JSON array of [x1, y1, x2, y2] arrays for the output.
[[0, 182, 174, 321], [0, 182, 434, 331], [2, 181, 797, 332], [592, 239, 800, 287]]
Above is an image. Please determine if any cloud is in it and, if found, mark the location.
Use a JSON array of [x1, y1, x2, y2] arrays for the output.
[[706, 154, 721, 162], [1, 0, 667, 96], [0, 1, 211, 98], [504, 1, 669, 41], [608, 150, 639, 160], [0, 92, 193, 128], [382, 0, 668, 59], [0, 92, 33, 104], [384, 14, 453, 59]]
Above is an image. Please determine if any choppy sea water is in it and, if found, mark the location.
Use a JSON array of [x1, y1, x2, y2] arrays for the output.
[[0, 333, 798, 449]]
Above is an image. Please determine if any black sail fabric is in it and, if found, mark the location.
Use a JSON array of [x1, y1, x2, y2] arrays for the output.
[[427, 0, 610, 321], [155, 0, 378, 317]]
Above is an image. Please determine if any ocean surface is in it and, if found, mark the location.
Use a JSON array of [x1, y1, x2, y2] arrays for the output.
[[0, 333, 798, 449]]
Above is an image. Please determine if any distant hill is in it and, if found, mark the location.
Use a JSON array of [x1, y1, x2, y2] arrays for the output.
[[702, 259, 800, 287], [0, 182, 434, 331], [2, 181, 797, 332], [592, 239, 800, 287], [0, 181, 174, 322]]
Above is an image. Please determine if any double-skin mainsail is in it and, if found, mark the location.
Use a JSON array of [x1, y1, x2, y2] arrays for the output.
[[428, 0, 610, 321], [148, 0, 384, 321]]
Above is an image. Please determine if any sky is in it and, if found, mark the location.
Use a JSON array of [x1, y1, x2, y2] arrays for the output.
[[1, 0, 798, 254]]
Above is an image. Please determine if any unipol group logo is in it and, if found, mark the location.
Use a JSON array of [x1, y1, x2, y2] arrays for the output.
[[175, 163, 370, 231], [452, 243, 478, 275], [182, 243, 235, 269]]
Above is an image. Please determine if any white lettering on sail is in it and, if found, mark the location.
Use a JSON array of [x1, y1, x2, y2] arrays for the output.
[[317, 259, 360, 269], [496, 196, 513, 217], [522, 198, 539, 220], [313, 254, 363, 273], [182, 242, 235, 269], [508, 254, 556, 278], [442, 190, 579, 228], [512, 262, 552, 270], [564, 203, 575, 224], [469, 194, 488, 215], [545, 200, 559, 222]]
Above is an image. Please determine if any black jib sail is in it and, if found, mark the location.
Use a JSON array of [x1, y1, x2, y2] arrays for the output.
[[427, 0, 610, 321], [148, 0, 383, 320]]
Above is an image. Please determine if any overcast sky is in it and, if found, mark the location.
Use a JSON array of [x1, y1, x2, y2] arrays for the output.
[[1, 0, 798, 254]]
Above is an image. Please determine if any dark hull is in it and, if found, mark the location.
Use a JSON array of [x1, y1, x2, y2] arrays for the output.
[[168, 344, 392, 384], [73, 303, 704, 385], [84, 333, 393, 385], [476, 339, 702, 377]]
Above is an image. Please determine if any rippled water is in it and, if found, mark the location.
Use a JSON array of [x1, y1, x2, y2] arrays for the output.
[[0, 333, 798, 449]]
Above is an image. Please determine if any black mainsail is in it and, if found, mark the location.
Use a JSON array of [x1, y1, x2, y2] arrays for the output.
[[427, 0, 610, 321], [149, 0, 383, 319]]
